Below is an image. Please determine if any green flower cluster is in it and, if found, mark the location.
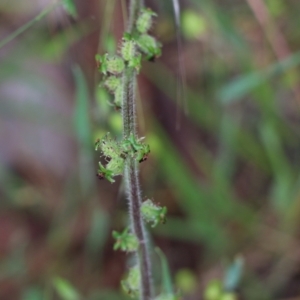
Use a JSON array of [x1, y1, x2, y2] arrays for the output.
[[112, 228, 139, 252], [141, 199, 167, 227], [135, 8, 162, 60], [121, 133, 150, 163], [95, 133, 125, 183], [95, 133, 150, 183], [95, 8, 161, 110]]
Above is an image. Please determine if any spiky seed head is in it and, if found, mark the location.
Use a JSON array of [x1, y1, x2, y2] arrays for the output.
[[103, 76, 121, 93], [141, 199, 167, 227], [136, 8, 157, 34], [121, 38, 136, 62], [105, 54, 125, 75], [136, 34, 162, 60]]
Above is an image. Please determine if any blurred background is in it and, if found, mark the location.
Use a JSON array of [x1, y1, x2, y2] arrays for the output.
[[1, 0, 300, 299]]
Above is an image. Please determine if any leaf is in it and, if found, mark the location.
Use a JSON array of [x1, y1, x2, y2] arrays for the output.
[[219, 52, 300, 104], [61, 0, 78, 18], [53, 277, 80, 300], [85, 207, 110, 260], [73, 65, 95, 194], [155, 247, 173, 295], [22, 287, 44, 300], [223, 256, 244, 291]]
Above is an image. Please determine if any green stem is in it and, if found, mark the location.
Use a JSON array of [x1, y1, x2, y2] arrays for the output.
[[122, 1, 153, 299], [0, 2, 57, 50], [122, 68, 136, 136], [125, 160, 152, 300]]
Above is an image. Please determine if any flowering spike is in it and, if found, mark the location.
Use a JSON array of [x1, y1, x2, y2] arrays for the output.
[[95, 5, 163, 299]]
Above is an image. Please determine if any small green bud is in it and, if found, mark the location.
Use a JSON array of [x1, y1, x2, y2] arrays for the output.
[[100, 133, 122, 159], [121, 35, 142, 72], [112, 228, 139, 252], [136, 34, 162, 61], [128, 53, 142, 73], [121, 37, 137, 62], [106, 156, 125, 176], [141, 199, 167, 227], [97, 54, 125, 75], [103, 75, 121, 93], [105, 54, 125, 75], [136, 143, 150, 163], [97, 162, 115, 183], [121, 133, 142, 153], [121, 265, 140, 298], [95, 133, 127, 182], [136, 8, 157, 34], [121, 134, 150, 163]]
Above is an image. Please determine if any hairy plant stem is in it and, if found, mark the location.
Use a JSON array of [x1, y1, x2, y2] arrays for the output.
[[122, 1, 153, 299], [124, 159, 152, 300]]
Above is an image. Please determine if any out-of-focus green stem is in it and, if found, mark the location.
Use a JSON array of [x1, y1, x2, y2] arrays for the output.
[[0, 2, 57, 50]]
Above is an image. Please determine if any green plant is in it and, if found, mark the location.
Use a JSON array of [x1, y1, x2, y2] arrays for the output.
[[94, 2, 173, 300], [2, 0, 300, 299]]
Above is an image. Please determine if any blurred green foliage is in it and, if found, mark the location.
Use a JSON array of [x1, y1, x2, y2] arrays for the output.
[[0, 0, 300, 299]]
